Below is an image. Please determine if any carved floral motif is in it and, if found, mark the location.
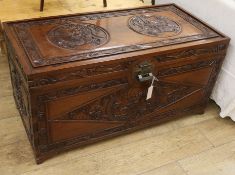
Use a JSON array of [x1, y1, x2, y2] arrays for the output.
[[47, 21, 109, 50], [129, 15, 181, 37]]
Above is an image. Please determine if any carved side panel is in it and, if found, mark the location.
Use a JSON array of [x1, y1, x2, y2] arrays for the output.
[[8, 55, 31, 140], [5, 33, 35, 149]]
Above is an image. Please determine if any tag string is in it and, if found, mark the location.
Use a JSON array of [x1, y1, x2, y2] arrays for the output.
[[151, 75, 159, 86], [151, 76, 155, 86]]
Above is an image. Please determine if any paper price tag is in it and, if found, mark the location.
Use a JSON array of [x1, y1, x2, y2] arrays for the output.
[[146, 85, 154, 100], [146, 76, 156, 100]]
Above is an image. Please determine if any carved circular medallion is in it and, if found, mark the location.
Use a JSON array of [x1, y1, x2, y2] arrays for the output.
[[47, 22, 110, 50], [128, 15, 181, 37]]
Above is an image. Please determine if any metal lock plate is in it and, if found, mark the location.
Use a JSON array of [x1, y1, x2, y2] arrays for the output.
[[136, 61, 154, 82]]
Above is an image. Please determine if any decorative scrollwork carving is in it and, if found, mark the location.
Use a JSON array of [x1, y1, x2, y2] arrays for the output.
[[46, 103, 204, 152], [47, 21, 110, 50], [5, 35, 28, 82], [28, 61, 133, 87], [59, 81, 198, 122], [128, 15, 181, 37], [158, 59, 216, 77], [35, 78, 128, 151], [10, 63, 28, 117], [36, 78, 128, 118], [155, 44, 227, 62]]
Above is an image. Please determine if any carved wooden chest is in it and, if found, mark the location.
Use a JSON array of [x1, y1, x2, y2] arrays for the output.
[[3, 4, 230, 163]]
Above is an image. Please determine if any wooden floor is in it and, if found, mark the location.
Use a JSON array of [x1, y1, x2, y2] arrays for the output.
[[0, 0, 154, 22], [0, 0, 235, 174]]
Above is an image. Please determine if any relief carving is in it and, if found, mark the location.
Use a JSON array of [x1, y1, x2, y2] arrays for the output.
[[13, 5, 219, 67], [34, 56, 223, 152], [168, 6, 216, 36], [58, 81, 198, 122], [47, 21, 110, 50], [28, 61, 133, 87], [129, 15, 181, 37], [5, 35, 28, 82], [8, 58, 33, 144], [155, 44, 227, 62], [204, 56, 225, 99], [47, 103, 203, 151], [9, 61, 28, 117], [36, 78, 128, 151], [158, 59, 216, 76], [35, 79, 201, 152]]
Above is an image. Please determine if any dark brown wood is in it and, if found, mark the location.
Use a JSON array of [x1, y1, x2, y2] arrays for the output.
[[3, 4, 230, 164], [152, 0, 155, 5], [103, 0, 107, 7], [0, 22, 6, 55], [40, 0, 44, 11]]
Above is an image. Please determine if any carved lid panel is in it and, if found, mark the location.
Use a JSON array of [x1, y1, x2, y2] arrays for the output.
[[5, 4, 222, 68]]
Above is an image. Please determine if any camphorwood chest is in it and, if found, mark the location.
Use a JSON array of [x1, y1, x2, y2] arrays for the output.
[[3, 4, 230, 164]]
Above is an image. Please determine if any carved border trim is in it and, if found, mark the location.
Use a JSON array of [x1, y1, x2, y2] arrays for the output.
[[158, 59, 216, 77], [5, 35, 28, 82], [28, 44, 227, 88], [168, 6, 216, 37], [155, 44, 227, 62], [28, 61, 133, 87]]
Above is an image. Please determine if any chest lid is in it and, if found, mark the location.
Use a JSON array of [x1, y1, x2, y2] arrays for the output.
[[4, 4, 227, 74]]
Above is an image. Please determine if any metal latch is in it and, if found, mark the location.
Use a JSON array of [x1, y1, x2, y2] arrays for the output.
[[136, 61, 154, 82]]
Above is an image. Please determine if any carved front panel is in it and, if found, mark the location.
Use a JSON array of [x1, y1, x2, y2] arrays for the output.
[[32, 57, 221, 151]]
